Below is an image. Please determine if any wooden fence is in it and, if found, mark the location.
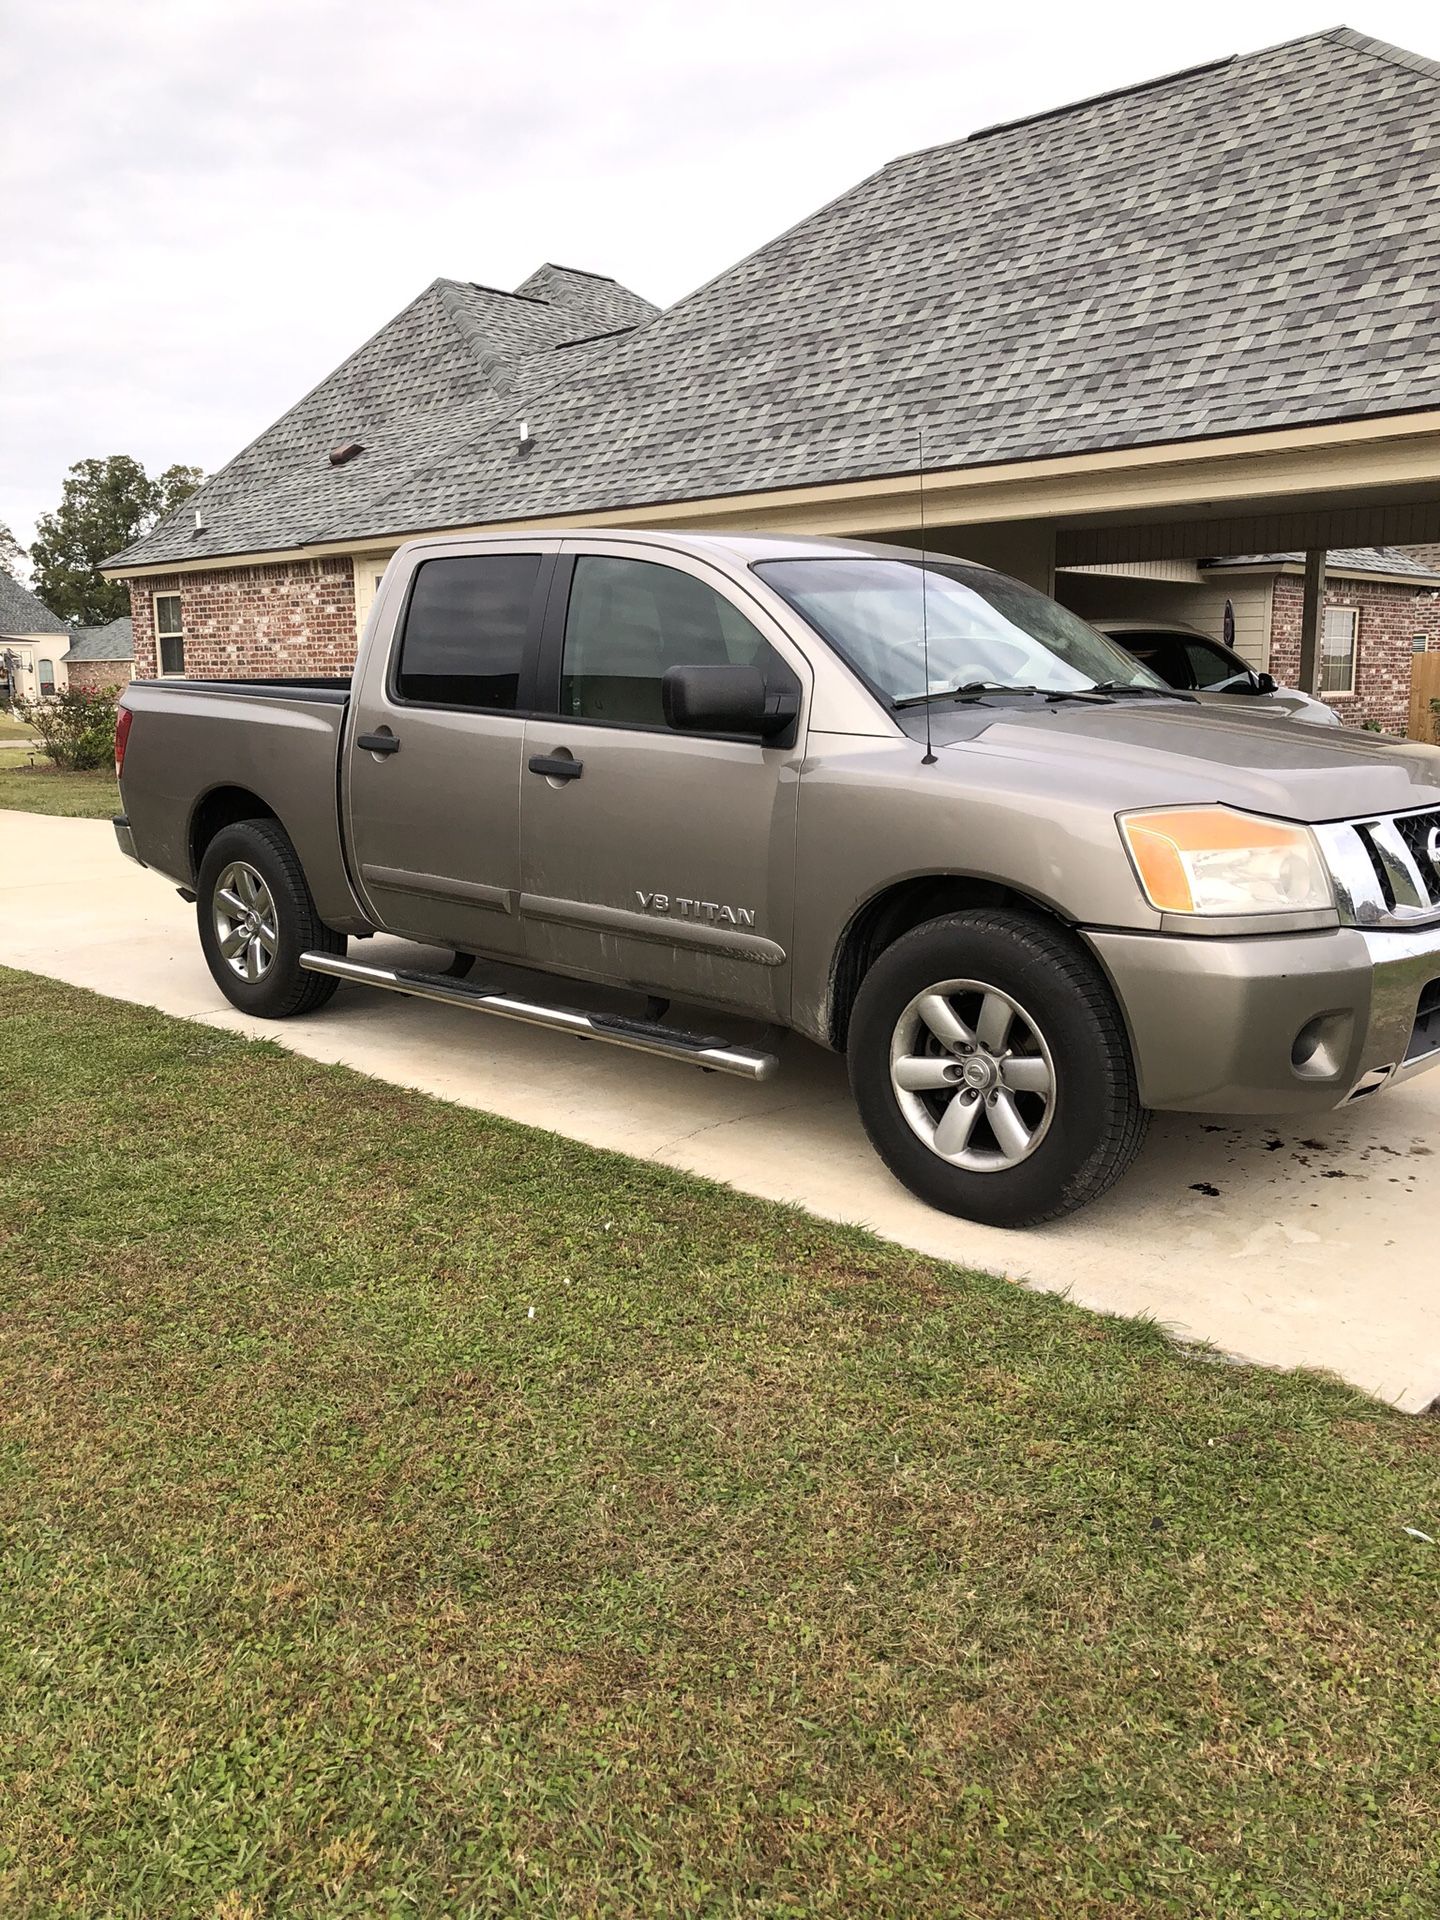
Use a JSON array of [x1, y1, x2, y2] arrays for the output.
[[1409, 652, 1440, 744]]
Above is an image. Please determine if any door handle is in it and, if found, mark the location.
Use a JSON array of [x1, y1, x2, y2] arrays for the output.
[[528, 753, 583, 782], [357, 732, 401, 755]]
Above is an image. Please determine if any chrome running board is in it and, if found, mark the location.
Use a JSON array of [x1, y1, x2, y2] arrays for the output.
[[298, 951, 779, 1082]]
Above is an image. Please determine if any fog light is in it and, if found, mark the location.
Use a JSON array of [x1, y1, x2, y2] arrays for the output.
[[1292, 1011, 1353, 1080]]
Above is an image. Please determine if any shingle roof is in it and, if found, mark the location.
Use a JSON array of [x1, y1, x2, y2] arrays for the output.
[[0, 569, 66, 635], [1204, 547, 1440, 582], [113, 27, 1440, 572], [63, 615, 134, 662]]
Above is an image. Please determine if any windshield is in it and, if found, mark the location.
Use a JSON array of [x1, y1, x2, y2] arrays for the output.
[[753, 556, 1165, 703]]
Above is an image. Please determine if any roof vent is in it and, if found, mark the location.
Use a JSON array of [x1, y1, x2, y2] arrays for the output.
[[193, 507, 207, 536], [517, 420, 536, 456], [329, 441, 364, 467]]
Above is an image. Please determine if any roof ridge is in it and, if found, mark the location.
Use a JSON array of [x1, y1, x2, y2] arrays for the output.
[[1324, 26, 1440, 84], [530, 262, 619, 285], [434, 281, 532, 401], [964, 54, 1236, 146], [892, 27, 1376, 166]]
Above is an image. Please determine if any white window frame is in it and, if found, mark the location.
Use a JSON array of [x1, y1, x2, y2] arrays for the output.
[[1320, 605, 1358, 698], [37, 658, 56, 695], [154, 592, 185, 677]]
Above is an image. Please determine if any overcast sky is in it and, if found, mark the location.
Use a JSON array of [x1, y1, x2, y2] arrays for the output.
[[3, 0, 1438, 551]]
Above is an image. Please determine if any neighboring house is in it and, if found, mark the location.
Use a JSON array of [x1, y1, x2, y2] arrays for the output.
[[0, 569, 69, 704], [106, 29, 1440, 733], [60, 616, 135, 695], [1056, 548, 1440, 729]]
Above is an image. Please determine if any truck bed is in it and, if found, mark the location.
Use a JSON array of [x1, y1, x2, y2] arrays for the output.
[[117, 675, 369, 934]]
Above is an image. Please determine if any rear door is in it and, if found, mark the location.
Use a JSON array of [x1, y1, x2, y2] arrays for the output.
[[517, 541, 809, 1018], [345, 543, 556, 956]]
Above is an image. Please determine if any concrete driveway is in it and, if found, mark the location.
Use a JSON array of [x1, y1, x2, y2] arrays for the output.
[[4, 810, 1437, 1412]]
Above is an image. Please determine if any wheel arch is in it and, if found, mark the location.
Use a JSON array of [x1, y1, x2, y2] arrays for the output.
[[826, 873, 1076, 1051], [188, 784, 282, 882]]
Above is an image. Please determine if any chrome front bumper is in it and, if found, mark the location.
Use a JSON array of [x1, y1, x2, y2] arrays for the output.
[[1086, 921, 1440, 1114]]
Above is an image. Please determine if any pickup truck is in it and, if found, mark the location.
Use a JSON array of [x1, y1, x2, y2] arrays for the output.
[[114, 529, 1440, 1228]]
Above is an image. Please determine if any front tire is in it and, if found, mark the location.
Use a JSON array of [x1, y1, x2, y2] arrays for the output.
[[197, 819, 345, 1018], [848, 910, 1148, 1227]]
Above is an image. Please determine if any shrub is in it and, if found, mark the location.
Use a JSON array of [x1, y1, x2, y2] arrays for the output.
[[18, 686, 118, 772]]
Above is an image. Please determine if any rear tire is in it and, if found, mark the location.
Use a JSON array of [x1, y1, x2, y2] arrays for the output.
[[847, 909, 1148, 1227], [197, 819, 345, 1018]]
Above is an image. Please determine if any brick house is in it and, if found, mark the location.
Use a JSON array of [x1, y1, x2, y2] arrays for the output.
[[109, 28, 1440, 724], [60, 616, 134, 695]]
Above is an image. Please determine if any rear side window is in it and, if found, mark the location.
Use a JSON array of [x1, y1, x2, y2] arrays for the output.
[[395, 554, 540, 709]]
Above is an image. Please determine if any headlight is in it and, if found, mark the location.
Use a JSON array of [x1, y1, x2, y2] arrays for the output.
[[1118, 806, 1333, 916]]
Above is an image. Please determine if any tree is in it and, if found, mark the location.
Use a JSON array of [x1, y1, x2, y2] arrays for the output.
[[0, 523, 29, 582], [30, 457, 205, 625]]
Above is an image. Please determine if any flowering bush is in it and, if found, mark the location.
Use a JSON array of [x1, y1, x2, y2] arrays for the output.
[[18, 685, 118, 772]]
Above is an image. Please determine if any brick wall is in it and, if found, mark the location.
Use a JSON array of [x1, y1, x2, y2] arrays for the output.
[[66, 659, 133, 696], [1268, 575, 1440, 732], [128, 558, 358, 680]]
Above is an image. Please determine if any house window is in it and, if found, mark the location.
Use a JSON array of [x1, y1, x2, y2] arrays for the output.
[[155, 593, 184, 675], [1414, 634, 1431, 654], [1321, 606, 1358, 696], [38, 659, 55, 696]]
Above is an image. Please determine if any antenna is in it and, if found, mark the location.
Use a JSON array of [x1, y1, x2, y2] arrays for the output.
[[917, 426, 936, 766]]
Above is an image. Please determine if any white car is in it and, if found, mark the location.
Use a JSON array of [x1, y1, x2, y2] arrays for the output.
[[1097, 619, 1341, 725]]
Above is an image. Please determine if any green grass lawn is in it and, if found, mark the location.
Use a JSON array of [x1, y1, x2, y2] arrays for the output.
[[1, 972, 1436, 1918], [0, 743, 119, 817], [0, 710, 36, 741]]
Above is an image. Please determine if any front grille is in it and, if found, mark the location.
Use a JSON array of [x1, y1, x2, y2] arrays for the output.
[[1315, 811, 1440, 928], [1393, 808, 1440, 908]]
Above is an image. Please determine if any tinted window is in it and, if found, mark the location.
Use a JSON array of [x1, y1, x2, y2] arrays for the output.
[[562, 555, 779, 727], [1116, 629, 1250, 691], [1121, 636, 1193, 689], [396, 554, 540, 709]]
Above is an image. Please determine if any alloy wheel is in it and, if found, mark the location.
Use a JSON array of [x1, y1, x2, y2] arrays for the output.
[[213, 860, 279, 983], [888, 977, 1056, 1172]]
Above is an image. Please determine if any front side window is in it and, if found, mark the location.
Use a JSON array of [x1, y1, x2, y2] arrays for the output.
[[155, 593, 184, 676], [395, 554, 540, 709], [1321, 607, 1359, 696], [38, 658, 55, 695], [1179, 636, 1252, 690], [754, 557, 1159, 703], [561, 555, 781, 727]]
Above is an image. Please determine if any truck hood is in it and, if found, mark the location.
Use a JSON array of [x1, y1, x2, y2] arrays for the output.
[[919, 701, 1440, 823]]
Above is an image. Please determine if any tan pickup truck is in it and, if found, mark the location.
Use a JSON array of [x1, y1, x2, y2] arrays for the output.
[[114, 531, 1440, 1226]]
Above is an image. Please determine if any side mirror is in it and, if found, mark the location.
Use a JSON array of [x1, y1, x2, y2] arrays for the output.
[[1255, 671, 1278, 694], [662, 663, 796, 740]]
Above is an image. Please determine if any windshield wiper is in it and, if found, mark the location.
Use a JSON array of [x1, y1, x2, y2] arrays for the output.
[[893, 682, 1038, 709], [1089, 681, 1196, 701]]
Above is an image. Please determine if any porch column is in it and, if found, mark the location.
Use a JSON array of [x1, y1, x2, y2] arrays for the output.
[[1298, 548, 1327, 694]]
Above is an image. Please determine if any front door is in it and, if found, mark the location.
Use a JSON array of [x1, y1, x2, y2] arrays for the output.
[[345, 544, 554, 957], [518, 544, 809, 1018]]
